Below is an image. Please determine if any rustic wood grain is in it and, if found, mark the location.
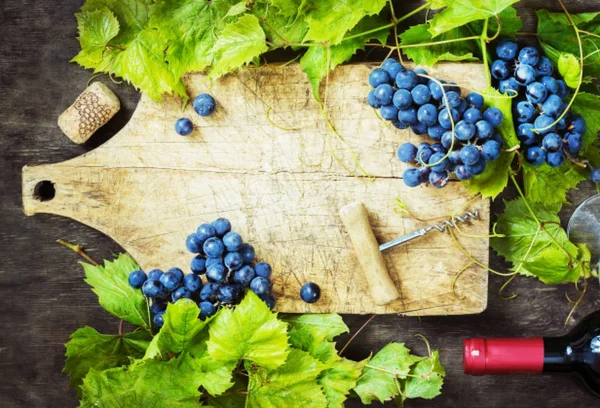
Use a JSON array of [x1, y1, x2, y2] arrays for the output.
[[21, 63, 490, 315], [2, 0, 600, 407]]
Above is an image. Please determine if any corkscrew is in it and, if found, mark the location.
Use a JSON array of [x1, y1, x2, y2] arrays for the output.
[[378, 210, 480, 252]]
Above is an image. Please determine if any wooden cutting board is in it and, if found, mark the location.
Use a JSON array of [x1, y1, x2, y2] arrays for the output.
[[22, 63, 490, 315]]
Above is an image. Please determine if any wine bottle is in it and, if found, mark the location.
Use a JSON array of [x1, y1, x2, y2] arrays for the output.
[[464, 311, 600, 397]]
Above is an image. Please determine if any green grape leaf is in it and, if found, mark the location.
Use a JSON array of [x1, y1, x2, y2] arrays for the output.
[[491, 198, 587, 284], [195, 356, 237, 396], [467, 6, 522, 38], [467, 87, 518, 199], [64, 326, 151, 398], [523, 161, 586, 205], [247, 349, 328, 408], [81, 0, 152, 44], [206, 374, 249, 407], [283, 314, 349, 341], [253, 0, 309, 46], [401, 350, 445, 400], [211, 14, 268, 78], [558, 52, 581, 89], [537, 10, 600, 80], [303, 0, 387, 45], [572, 92, 600, 152], [80, 354, 202, 407], [353, 343, 423, 404], [319, 357, 368, 408], [301, 14, 389, 98], [225, 2, 247, 18], [270, 0, 310, 17], [82, 253, 151, 329], [72, 8, 120, 68], [428, 0, 519, 37], [207, 291, 289, 369], [144, 299, 213, 359]]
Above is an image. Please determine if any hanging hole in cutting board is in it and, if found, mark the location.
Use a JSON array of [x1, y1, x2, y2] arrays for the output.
[[33, 180, 55, 202]]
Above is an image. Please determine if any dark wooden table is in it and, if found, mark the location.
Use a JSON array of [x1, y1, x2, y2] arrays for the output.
[[2, 1, 600, 407]]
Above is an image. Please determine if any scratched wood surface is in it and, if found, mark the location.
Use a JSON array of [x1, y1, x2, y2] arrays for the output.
[[22, 63, 490, 315]]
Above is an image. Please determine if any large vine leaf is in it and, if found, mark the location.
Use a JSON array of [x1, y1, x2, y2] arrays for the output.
[[64, 326, 151, 398], [211, 14, 268, 78], [80, 0, 152, 44], [80, 354, 202, 407], [353, 343, 423, 404], [428, 0, 519, 37], [523, 161, 586, 205], [72, 8, 120, 68], [319, 357, 367, 408], [207, 291, 289, 369], [82, 253, 151, 329], [301, 13, 389, 98], [400, 350, 445, 400], [246, 349, 328, 408], [491, 198, 589, 284]]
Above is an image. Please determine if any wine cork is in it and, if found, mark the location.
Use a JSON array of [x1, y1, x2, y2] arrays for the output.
[[58, 82, 120, 144]]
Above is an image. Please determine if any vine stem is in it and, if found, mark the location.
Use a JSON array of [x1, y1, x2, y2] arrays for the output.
[[339, 314, 377, 356], [56, 239, 100, 266], [480, 18, 492, 85], [118, 319, 124, 336], [564, 278, 588, 325], [508, 174, 541, 224]]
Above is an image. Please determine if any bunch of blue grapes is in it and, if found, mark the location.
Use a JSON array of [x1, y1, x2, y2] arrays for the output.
[[127, 218, 275, 329], [367, 58, 504, 188], [493, 39, 588, 169]]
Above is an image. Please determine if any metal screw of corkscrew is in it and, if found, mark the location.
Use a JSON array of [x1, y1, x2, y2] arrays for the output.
[[378, 210, 480, 252]]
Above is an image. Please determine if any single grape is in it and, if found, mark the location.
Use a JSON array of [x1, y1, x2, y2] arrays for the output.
[[398, 106, 418, 125], [542, 95, 563, 118], [455, 120, 476, 141], [175, 118, 194, 136], [203, 237, 225, 257], [466, 92, 484, 109], [260, 293, 276, 310], [475, 120, 493, 139], [591, 168, 600, 183], [496, 39, 518, 61], [429, 171, 449, 188], [160, 270, 182, 292], [541, 133, 562, 153], [533, 114, 556, 135], [250, 277, 272, 296], [518, 47, 540, 66], [525, 82, 547, 104], [168, 267, 184, 282], [185, 233, 204, 253], [153, 311, 165, 328], [380, 104, 399, 120], [234, 265, 256, 287], [183, 274, 202, 292], [410, 122, 428, 135], [374, 84, 394, 105], [395, 70, 418, 90], [417, 143, 433, 162], [392, 89, 412, 109], [238, 243, 255, 263], [565, 132, 583, 155], [482, 140, 501, 161], [428, 152, 449, 172], [367, 90, 382, 108], [193, 94, 217, 117], [381, 58, 398, 71], [546, 150, 566, 167], [441, 131, 457, 149], [199, 283, 220, 303], [526, 146, 546, 166], [515, 101, 535, 123], [438, 107, 460, 129], [147, 269, 164, 281], [517, 123, 537, 145], [455, 164, 472, 180], [402, 168, 422, 187], [540, 76, 558, 94], [430, 143, 447, 155], [396, 144, 418, 165], [206, 263, 227, 283], [198, 301, 217, 320], [460, 145, 481, 165], [211, 218, 231, 238], [463, 108, 482, 124], [142, 279, 165, 298], [197, 223, 216, 241], [172, 286, 192, 303], [224, 252, 243, 271], [191, 255, 206, 275], [456, 99, 468, 115], [535, 56, 554, 76], [491, 60, 511, 80], [571, 115, 586, 134], [411, 84, 432, 105], [128, 270, 147, 289], [465, 157, 487, 175], [482, 107, 503, 127], [300, 282, 321, 303], [428, 80, 444, 100], [150, 300, 167, 314], [514, 64, 536, 85], [369, 68, 391, 87], [556, 80, 569, 98], [222, 232, 242, 252], [383, 61, 404, 79], [499, 78, 520, 95], [417, 103, 438, 126], [448, 150, 462, 164], [218, 284, 242, 304], [442, 91, 461, 108]]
